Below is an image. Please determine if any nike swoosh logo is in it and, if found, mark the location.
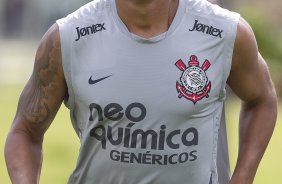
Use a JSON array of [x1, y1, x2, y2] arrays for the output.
[[88, 75, 112, 85]]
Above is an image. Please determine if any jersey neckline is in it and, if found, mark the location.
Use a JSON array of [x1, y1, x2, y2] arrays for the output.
[[110, 0, 185, 43]]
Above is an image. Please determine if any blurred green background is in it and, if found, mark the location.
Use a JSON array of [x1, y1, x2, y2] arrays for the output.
[[0, 0, 281, 183]]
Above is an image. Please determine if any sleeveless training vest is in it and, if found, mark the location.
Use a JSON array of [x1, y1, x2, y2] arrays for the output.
[[57, 0, 239, 183]]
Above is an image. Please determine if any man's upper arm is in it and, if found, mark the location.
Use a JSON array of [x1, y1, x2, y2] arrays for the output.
[[227, 18, 276, 104], [227, 18, 277, 183], [14, 23, 67, 141]]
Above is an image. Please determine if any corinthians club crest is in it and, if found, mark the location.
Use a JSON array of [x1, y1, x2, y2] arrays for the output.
[[175, 55, 211, 104]]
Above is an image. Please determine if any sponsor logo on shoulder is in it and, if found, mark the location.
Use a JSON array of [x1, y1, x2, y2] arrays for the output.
[[75, 23, 106, 41], [189, 20, 223, 38]]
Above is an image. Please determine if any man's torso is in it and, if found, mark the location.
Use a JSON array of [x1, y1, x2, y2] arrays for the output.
[[57, 0, 239, 183]]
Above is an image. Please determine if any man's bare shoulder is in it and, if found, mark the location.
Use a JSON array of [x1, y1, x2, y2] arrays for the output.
[[228, 17, 275, 104], [231, 17, 258, 71]]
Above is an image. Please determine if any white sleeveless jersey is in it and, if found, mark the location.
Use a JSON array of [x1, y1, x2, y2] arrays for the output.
[[57, 0, 239, 183]]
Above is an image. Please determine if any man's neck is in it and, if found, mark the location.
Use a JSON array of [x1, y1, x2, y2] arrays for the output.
[[116, 0, 179, 38]]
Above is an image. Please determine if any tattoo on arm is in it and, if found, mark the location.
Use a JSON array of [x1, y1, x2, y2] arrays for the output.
[[19, 25, 63, 126]]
